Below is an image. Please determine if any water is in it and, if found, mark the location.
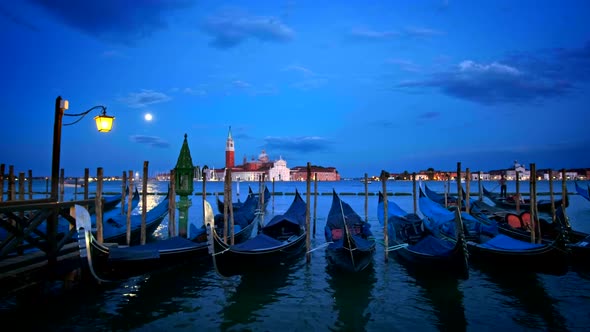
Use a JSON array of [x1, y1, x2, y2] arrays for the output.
[[2, 180, 590, 331]]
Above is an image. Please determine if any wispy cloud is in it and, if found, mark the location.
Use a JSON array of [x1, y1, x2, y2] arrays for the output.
[[404, 26, 444, 37], [202, 10, 294, 49], [0, 4, 39, 31], [264, 136, 330, 153], [283, 65, 316, 77], [386, 59, 422, 72], [398, 60, 571, 105], [119, 90, 171, 108], [28, 0, 192, 45], [183, 87, 206, 96], [130, 135, 170, 148], [349, 27, 399, 41]]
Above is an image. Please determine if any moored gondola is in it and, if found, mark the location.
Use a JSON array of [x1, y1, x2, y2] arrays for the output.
[[207, 189, 307, 277], [324, 190, 375, 273], [377, 191, 468, 277]]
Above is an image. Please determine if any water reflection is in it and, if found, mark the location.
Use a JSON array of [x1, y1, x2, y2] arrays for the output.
[[106, 261, 212, 330], [220, 264, 294, 330], [326, 260, 376, 331], [401, 264, 467, 332], [477, 265, 567, 331]]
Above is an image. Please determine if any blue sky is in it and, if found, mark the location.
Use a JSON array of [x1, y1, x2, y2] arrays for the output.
[[1, 0, 589, 178]]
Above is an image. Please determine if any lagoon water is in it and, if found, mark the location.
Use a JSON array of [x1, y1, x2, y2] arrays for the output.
[[2, 179, 590, 331]]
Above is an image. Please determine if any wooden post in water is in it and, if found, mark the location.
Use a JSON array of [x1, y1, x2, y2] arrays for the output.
[[223, 170, 229, 244], [364, 173, 369, 222], [514, 171, 520, 214], [45, 177, 49, 198], [412, 172, 417, 214], [272, 178, 275, 214], [456, 163, 463, 212], [126, 170, 133, 245], [28, 170, 33, 200], [478, 171, 483, 202], [380, 170, 389, 262], [141, 161, 148, 245], [18, 172, 25, 202], [465, 168, 471, 214], [59, 168, 64, 201], [18, 173, 24, 224], [445, 173, 449, 208], [96, 167, 104, 244], [202, 172, 207, 231], [529, 163, 535, 243], [313, 172, 318, 237], [121, 170, 127, 215], [228, 169, 235, 245], [0, 164, 4, 202], [8, 165, 15, 201], [74, 178, 78, 199], [84, 168, 89, 201], [306, 163, 311, 263], [561, 169, 571, 229], [548, 169, 556, 224], [532, 163, 541, 243], [168, 169, 176, 238]]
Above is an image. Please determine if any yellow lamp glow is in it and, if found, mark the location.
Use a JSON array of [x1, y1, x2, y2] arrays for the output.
[[94, 113, 115, 132]]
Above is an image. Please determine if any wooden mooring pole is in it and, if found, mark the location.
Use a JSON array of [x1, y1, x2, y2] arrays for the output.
[[412, 172, 417, 214], [126, 170, 133, 245], [28, 169, 33, 200], [561, 169, 570, 229], [121, 170, 127, 215], [456, 162, 462, 212], [0, 164, 4, 202], [548, 169, 556, 224], [306, 162, 311, 263], [380, 170, 389, 262], [465, 168, 471, 214], [141, 161, 148, 245], [515, 172, 520, 214], [313, 172, 318, 238], [364, 173, 369, 222], [96, 167, 104, 244]]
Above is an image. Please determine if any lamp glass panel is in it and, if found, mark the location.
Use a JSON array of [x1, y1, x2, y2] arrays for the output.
[[94, 115, 114, 132]]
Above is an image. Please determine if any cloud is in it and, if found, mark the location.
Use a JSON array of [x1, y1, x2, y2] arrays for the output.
[[119, 90, 171, 108], [386, 59, 422, 72], [283, 65, 316, 77], [349, 27, 399, 41], [202, 11, 294, 49], [0, 5, 39, 31], [130, 135, 170, 148], [397, 41, 590, 105], [183, 87, 206, 96], [398, 60, 571, 105], [232, 80, 252, 89], [264, 136, 330, 153], [404, 27, 444, 37], [418, 111, 440, 120], [28, 0, 192, 45]]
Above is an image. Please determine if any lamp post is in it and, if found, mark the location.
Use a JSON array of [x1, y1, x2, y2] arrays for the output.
[[48, 95, 114, 269], [50, 96, 115, 200], [174, 133, 195, 238]]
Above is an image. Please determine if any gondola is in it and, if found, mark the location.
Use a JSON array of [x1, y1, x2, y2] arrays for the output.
[[377, 192, 468, 277], [75, 196, 213, 281], [324, 190, 375, 273], [190, 188, 260, 246], [574, 181, 590, 202], [482, 185, 568, 213], [98, 192, 170, 245], [423, 183, 458, 206], [419, 188, 568, 273], [216, 185, 270, 214], [207, 189, 307, 277]]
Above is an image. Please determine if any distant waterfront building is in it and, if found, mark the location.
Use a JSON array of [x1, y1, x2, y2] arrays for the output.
[[290, 165, 341, 181], [212, 127, 338, 181]]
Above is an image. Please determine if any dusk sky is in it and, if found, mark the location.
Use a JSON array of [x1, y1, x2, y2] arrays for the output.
[[2, 0, 590, 178]]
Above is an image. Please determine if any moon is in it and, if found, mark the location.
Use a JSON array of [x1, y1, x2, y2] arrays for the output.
[[144, 113, 153, 121]]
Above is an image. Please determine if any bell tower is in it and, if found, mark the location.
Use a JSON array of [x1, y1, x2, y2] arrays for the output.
[[225, 126, 235, 168]]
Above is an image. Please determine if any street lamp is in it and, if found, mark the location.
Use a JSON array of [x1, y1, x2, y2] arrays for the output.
[[50, 95, 115, 201]]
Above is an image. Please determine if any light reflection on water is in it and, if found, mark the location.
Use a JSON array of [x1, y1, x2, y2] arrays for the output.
[[2, 180, 590, 331]]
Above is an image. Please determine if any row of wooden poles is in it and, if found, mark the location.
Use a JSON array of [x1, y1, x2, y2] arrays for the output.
[[378, 162, 571, 262]]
